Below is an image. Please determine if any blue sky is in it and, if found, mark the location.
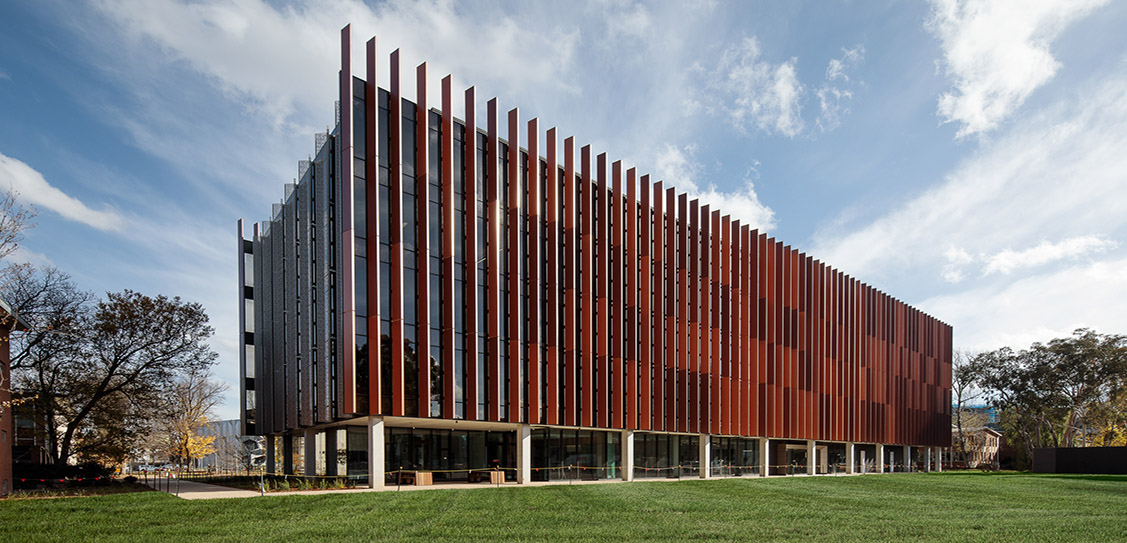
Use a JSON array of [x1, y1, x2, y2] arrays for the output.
[[2, 0, 1125, 420]]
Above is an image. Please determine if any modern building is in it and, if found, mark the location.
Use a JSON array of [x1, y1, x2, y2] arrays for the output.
[[192, 419, 263, 472], [237, 26, 953, 487]]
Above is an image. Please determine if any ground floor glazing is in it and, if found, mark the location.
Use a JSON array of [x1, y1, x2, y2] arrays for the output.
[[263, 418, 944, 487]]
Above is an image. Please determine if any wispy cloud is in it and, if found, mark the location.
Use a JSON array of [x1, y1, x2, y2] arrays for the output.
[[813, 70, 1127, 286], [919, 256, 1127, 350], [816, 45, 864, 132], [983, 236, 1117, 275], [652, 144, 776, 231], [0, 68, 10, 81], [0, 152, 125, 231], [926, 0, 1108, 139], [697, 37, 805, 138]]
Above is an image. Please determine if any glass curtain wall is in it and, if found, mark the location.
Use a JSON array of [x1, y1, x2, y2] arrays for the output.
[[385, 427, 516, 483], [709, 437, 759, 477], [530, 428, 621, 482], [633, 433, 699, 479]]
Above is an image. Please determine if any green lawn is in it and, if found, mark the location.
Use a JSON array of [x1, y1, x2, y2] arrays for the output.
[[2, 472, 1125, 541]]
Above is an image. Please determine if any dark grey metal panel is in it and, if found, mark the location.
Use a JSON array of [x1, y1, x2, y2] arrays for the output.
[[316, 139, 335, 422], [298, 174, 314, 427], [259, 223, 273, 435], [284, 187, 299, 430], [272, 214, 284, 434]]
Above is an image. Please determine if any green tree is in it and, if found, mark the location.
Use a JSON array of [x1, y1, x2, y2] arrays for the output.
[[972, 329, 1127, 468], [6, 268, 217, 466]]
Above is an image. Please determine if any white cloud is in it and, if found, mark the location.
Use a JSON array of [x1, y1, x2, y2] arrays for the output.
[[817, 45, 864, 132], [93, 0, 582, 130], [983, 236, 1117, 275], [919, 257, 1127, 350], [652, 144, 776, 231], [0, 152, 125, 231], [0, 68, 10, 81], [926, 0, 1108, 139], [702, 37, 805, 137], [942, 245, 973, 283], [592, 0, 652, 39], [813, 71, 1127, 285]]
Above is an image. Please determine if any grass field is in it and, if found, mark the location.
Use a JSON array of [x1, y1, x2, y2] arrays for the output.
[[2, 472, 1125, 541]]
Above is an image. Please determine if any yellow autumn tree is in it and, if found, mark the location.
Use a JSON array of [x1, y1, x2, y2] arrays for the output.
[[164, 369, 227, 470]]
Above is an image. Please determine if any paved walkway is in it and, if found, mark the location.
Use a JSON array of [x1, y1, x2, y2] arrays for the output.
[[143, 478, 261, 500]]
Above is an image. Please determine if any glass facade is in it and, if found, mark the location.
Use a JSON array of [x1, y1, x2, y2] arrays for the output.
[[632, 432, 699, 479], [709, 436, 760, 477], [385, 427, 515, 483], [530, 428, 620, 482]]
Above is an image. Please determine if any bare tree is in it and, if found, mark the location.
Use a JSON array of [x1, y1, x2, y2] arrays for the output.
[[0, 188, 37, 421], [0, 189, 37, 291]]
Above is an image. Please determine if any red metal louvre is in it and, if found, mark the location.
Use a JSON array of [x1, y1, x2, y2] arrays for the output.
[[665, 188, 677, 432], [611, 160, 625, 429], [563, 137, 577, 427], [486, 98, 502, 422], [389, 48, 405, 417], [700, 203, 710, 435], [507, 108, 521, 423], [720, 214, 731, 436], [596, 153, 609, 428], [463, 86, 479, 421], [677, 195, 689, 433], [441, 75, 455, 419], [544, 127, 559, 425], [638, 176, 652, 431], [694, 202, 706, 435], [625, 167, 637, 430], [527, 117, 541, 425], [364, 37, 381, 415], [580, 145, 594, 428], [415, 63, 431, 419]]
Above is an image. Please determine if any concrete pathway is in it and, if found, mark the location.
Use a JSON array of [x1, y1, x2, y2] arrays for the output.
[[143, 478, 261, 500]]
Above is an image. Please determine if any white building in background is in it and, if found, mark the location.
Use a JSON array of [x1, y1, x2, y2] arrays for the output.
[[194, 419, 263, 472]]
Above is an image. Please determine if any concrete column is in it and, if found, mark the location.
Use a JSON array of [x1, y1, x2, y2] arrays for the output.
[[860, 449, 867, 474], [876, 444, 884, 473], [304, 428, 317, 476], [806, 440, 817, 475], [759, 438, 769, 477], [282, 435, 294, 475], [517, 424, 531, 484], [924, 447, 932, 472], [623, 430, 635, 481], [934, 446, 942, 472], [265, 435, 276, 474], [845, 443, 855, 475], [903, 445, 911, 473], [367, 417, 385, 489], [699, 434, 711, 479]]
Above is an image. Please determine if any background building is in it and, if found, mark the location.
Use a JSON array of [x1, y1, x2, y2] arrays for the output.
[[237, 26, 953, 486], [1, 298, 30, 495], [193, 419, 263, 472]]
